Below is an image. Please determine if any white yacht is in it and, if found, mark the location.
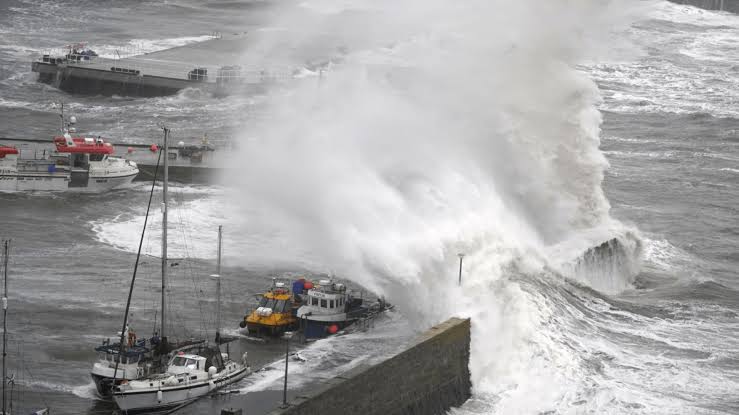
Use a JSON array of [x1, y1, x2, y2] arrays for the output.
[[112, 349, 249, 411]]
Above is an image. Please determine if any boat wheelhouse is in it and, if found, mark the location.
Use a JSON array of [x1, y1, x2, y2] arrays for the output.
[[240, 279, 305, 336], [296, 279, 366, 339], [90, 338, 153, 396]]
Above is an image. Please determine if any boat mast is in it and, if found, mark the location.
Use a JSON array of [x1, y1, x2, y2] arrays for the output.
[[161, 127, 169, 342], [216, 225, 222, 342], [2, 240, 9, 415]]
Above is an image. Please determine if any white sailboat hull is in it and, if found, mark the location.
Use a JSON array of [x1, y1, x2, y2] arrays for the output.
[[113, 365, 249, 412]]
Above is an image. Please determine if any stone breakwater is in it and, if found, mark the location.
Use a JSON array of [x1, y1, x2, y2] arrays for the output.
[[268, 317, 472, 415]]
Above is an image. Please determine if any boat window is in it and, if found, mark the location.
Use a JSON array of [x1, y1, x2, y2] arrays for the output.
[[311, 297, 318, 306], [89, 153, 104, 162], [186, 359, 198, 369], [320, 299, 327, 308], [275, 300, 287, 313], [171, 356, 187, 366], [264, 299, 276, 310], [329, 300, 334, 308], [258, 296, 268, 307]]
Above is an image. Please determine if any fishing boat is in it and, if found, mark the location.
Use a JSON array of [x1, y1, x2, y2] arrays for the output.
[[110, 129, 249, 411], [296, 279, 378, 339], [1, 240, 50, 415], [239, 279, 306, 337], [0, 105, 138, 192]]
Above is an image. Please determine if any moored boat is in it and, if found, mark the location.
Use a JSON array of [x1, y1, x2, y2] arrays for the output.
[[0, 107, 138, 192], [239, 279, 306, 337], [296, 279, 368, 339], [112, 348, 249, 412]]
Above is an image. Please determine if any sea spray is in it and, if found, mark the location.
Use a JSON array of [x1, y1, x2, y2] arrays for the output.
[[223, 0, 648, 411]]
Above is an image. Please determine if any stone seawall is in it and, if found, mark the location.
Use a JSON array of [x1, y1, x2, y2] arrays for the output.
[[670, 0, 739, 13], [268, 317, 471, 415]]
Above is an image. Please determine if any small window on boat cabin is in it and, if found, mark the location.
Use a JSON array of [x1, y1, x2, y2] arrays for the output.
[[320, 299, 327, 308], [186, 359, 198, 370], [258, 297, 268, 307], [310, 296, 318, 306], [275, 299, 287, 313], [172, 356, 187, 366], [264, 298, 277, 310], [89, 153, 104, 162], [329, 300, 334, 308]]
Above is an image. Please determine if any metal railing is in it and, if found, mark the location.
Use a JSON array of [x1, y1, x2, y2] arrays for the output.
[[37, 48, 291, 84]]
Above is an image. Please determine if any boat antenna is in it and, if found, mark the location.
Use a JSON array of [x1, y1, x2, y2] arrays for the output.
[[161, 126, 169, 344], [111, 146, 163, 384], [2, 240, 9, 415]]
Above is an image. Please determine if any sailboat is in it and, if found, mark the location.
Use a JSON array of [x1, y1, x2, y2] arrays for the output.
[[89, 128, 203, 397], [1, 240, 50, 415], [111, 130, 249, 412]]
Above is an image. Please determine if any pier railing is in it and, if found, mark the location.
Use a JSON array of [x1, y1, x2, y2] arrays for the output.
[[36, 35, 293, 84]]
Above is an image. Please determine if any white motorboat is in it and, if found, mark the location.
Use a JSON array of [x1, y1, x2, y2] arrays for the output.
[[112, 349, 249, 411], [0, 107, 138, 193]]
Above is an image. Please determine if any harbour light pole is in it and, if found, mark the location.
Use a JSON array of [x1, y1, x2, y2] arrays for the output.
[[281, 331, 294, 408], [457, 253, 465, 286]]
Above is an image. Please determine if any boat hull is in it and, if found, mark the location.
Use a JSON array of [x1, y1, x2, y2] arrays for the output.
[[303, 318, 356, 339], [0, 171, 137, 192], [113, 366, 249, 412]]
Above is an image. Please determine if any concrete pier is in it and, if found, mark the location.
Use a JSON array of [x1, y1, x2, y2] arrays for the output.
[[669, 0, 739, 12], [268, 317, 472, 415], [32, 33, 288, 97]]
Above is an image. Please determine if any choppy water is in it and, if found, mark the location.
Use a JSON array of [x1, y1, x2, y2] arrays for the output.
[[0, 1, 738, 414]]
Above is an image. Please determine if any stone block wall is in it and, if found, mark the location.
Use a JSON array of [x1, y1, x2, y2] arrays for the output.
[[268, 317, 471, 415]]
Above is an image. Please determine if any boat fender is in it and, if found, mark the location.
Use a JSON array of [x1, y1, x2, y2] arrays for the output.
[[208, 380, 216, 391], [241, 352, 248, 365], [156, 390, 163, 403], [208, 366, 217, 379], [239, 320, 247, 328]]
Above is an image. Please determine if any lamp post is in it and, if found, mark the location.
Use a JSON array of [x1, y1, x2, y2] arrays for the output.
[[457, 253, 465, 286], [281, 331, 294, 408]]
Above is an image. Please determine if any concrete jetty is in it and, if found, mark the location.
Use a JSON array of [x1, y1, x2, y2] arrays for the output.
[[670, 0, 739, 12], [31, 33, 288, 97], [267, 317, 472, 415]]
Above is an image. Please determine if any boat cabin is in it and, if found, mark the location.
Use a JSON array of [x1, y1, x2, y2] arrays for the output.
[[167, 354, 207, 375], [298, 280, 349, 316]]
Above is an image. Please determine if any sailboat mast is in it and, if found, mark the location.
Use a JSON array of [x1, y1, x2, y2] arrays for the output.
[[2, 240, 9, 415], [161, 128, 169, 341], [216, 226, 222, 341]]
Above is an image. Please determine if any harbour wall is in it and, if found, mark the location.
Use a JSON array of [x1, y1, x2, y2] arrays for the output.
[[267, 317, 472, 415], [669, 0, 739, 12]]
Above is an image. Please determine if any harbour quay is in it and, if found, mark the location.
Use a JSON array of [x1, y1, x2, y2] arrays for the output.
[[31, 32, 290, 97]]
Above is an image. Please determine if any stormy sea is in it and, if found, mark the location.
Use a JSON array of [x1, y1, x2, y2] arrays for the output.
[[0, 0, 737, 414]]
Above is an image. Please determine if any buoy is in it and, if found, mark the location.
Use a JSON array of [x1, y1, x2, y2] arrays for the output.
[[127, 147, 134, 153], [327, 324, 338, 334], [208, 366, 217, 379], [304, 281, 314, 290], [150, 144, 158, 152], [156, 390, 163, 403]]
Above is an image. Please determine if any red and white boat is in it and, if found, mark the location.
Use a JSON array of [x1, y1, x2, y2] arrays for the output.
[[0, 117, 138, 192]]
